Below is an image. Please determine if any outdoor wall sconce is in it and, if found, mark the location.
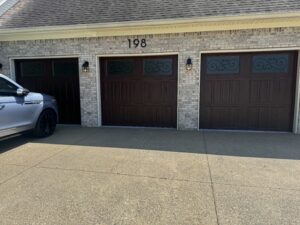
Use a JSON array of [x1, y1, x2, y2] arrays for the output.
[[82, 61, 90, 72], [0, 63, 2, 72], [186, 57, 193, 71]]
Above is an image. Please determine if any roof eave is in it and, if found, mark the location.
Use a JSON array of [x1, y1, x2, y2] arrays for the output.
[[0, 12, 300, 41]]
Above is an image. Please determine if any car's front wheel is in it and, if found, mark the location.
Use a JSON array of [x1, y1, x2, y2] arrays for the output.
[[33, 109, 57, 138]]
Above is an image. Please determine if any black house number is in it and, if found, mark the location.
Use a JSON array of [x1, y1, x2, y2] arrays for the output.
[[128, 39, 147, 48]]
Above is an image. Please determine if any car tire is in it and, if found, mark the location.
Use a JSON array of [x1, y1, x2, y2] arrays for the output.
[[33, 109, 57, 138]]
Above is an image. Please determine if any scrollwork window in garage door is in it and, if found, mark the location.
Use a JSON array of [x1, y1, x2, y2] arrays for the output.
[[107, 60, 134, 76], [206, 56, 240, 74], [143, 58, 173, 76], [20, 61, 45, 77], [53, 61, 78, 76], [252, 54, 289, 73]]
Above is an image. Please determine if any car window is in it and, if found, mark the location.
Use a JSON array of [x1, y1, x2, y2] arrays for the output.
[[0, 78, 17, 96]]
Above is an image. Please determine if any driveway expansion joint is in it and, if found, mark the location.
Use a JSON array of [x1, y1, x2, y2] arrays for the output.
[[212, 181, 300, 192], [34, 165, 212, 184], [203, 131, 220, 225], [0, 132, 90, 186], [0, 147, 68, 186], [0, 163, 29, 167]]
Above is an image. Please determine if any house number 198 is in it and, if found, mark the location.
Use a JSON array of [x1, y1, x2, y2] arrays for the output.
[[128, 39, 147, 48]]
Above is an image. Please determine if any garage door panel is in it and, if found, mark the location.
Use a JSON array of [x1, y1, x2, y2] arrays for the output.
[[142, 81, 177, 105], [268, 79, 290, 105], [103, 105, 142, 126], [162, 81, 178, 102], [53, 80, 80, 124], [212, 80, 242, 105], [103, 81, 141, 104], [200, 107, 243, 129], [249, 80, 273, 104], [247, 107, 291, 131], [101, 56, 178, 128], [142, 81, 163, 104], [122, 106, 143, 125], [201, 80, 242, 106], [248, 79, 293, 105], [201, 80, 213, 105], [210, 108, 242, 129], [200, 107, 211, 128], [200, 51, 297, 131], [142, 106, 174, 127]]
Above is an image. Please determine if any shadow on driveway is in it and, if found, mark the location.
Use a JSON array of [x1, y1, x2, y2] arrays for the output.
[[1, 125, 300, 160], [0, 134, 32, 154]]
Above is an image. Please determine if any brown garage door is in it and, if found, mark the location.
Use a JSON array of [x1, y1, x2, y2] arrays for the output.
[[200, 51, 298, 131], [101, 55, 178, 127], [15, 58, 81, 124]]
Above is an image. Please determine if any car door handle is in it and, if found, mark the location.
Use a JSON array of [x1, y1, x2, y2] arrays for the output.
[[0, 105, 5, 110], [24, 100, 42, 105]]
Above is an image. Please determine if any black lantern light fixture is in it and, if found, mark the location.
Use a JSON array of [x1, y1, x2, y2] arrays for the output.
[[82, 61, 90, 73], [0, 63, 2, 72], [186, 57, 193, 71]]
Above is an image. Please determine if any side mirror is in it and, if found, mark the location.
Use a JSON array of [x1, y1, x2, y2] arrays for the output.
[[16, 88, 30, 96]]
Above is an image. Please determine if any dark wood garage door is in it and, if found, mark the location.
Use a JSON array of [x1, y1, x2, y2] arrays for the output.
[[200, 51, 298, 131], [15, 58, 81, 124], [101, 55, 178, 128]]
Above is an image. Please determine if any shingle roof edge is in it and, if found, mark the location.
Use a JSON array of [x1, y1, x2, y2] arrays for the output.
[[0, 0, 19, 17], [0, 11, 299, 41]]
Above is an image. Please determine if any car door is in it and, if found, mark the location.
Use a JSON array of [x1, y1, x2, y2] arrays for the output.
[[0, 77, 34, 134]]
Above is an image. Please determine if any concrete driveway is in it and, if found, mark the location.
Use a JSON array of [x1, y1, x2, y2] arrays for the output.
[[0, 126, 299, 225]]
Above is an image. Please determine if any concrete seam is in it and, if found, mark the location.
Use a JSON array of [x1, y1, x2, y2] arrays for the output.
[[34, 165, 212, 184], [0, 131, 99, 186], [203, 131, 220, 225], [0, 147, 68, 186], [2, 161, 299, 192], [207, 181, 300, 192]]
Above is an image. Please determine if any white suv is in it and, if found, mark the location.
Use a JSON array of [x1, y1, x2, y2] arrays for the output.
[[0, 74, 58, 138]]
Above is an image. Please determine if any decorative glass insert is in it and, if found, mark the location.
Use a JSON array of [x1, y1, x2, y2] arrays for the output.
[[252, 54, 289, 73], [107, 60, 134, 76], [207, 56, 240, 74], [21, 61, 44, 77], [53, 61, 78, 76], [143, 58, 173, 76]]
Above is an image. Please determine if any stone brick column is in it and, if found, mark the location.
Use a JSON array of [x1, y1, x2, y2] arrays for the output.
[[177, 51, 200, 130], [78, 55, 99, 127]]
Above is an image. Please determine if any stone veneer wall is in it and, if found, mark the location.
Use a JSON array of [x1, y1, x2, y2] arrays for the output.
[[0, 27, 300, 132]]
